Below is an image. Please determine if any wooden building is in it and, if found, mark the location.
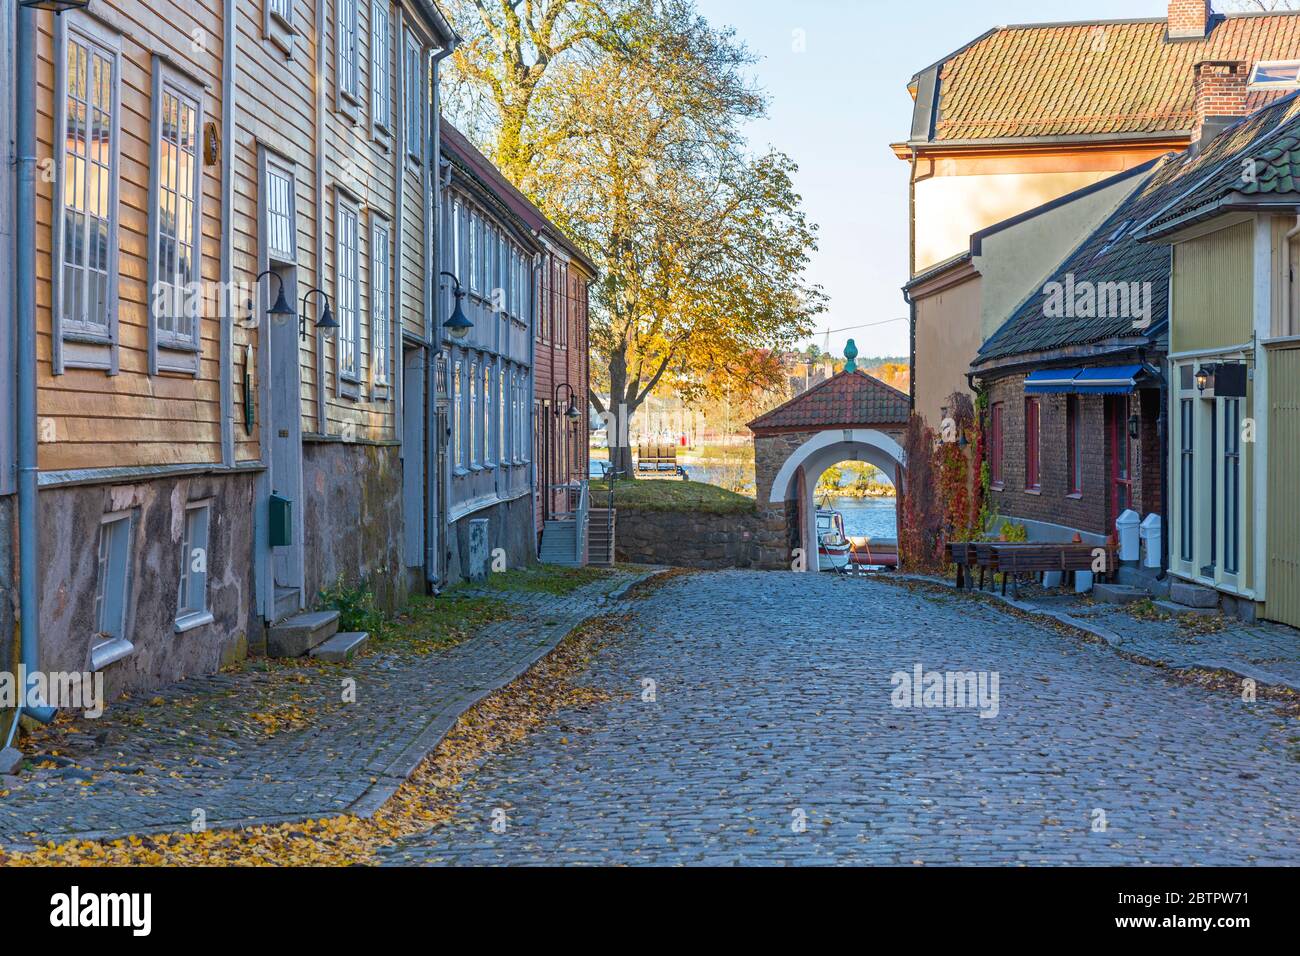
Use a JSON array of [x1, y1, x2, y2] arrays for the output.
[[2, 0, 454, 698]]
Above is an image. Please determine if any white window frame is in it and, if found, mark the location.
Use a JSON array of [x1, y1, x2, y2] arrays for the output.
[[403, 31, 423, 165], [469, 358, 480, 467], [91, 511, 134, 671], [453, 358, 465, 470], [265, 0, 297, 57], [148, 58, 205, 376], [498, 362, 507, 465], [468, 210, 480, 295], [335, 193, 362, 392], [175, 501, 213, 632], [52, 13, 123, 376], [336, 0, 362, 116], [371, 216, 392, 392], [265, 156, 298, 265], [1248, 60, 1300, 89], [371, 0, 392, 141], [483, 361, 495, 467]]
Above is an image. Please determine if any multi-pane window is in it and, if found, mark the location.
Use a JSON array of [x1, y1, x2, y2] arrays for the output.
[[1066, 395, 1082, 495], [269, 0, 292, 22], [266, 164, 296, 263], [468, 212, 480, 294], [336, 199, 361, 381], [559, 262, 569, 348], [989, 402, 1004, 487], [451, 199, 463, 274], [372, 220, 391, 388], [176, 503, 210, 626], [59, 28, 119, 341], [1180, 398, 1194, 563], [453, 360, 464, 468], [1024, 397, 1041, 491], [469, 361, 479, 466], [372, 2, 392, 132], [404, 33, 422, 160], [1224, 398, 1241, 575], [92, 513, 133, 668], [152, 76, 202, 350], [482, 364, 493, 463], [338, 0, 360, 103], [499, 366, 507, 463]]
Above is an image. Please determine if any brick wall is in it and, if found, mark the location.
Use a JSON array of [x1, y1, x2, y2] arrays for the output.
[[1193, 61, 1248, 129], [985, 373, 1163, 539], [1168, 0, 1211, 40]]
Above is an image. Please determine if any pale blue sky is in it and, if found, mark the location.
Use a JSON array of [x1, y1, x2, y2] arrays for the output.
[[692, 0, 1175, 361]]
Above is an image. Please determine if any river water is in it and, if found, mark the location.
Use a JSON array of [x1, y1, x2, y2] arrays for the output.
[[823, 496, 898, 541]]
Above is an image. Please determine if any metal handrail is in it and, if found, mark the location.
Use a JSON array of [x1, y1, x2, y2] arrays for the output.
[[575, 479, 590, 565]]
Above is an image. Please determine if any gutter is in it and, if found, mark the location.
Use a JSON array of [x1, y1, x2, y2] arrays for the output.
[[14, 3, 53, 727], [425, 39, 456, 590]]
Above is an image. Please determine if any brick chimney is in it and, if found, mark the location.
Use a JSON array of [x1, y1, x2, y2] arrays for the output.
[[1169, 0, 1212, 40], [1193, 60, 1249, 143]]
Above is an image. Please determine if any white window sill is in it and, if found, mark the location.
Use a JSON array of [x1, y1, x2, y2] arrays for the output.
[[174, 610, 214, 634], [90, 637, 135, 671]]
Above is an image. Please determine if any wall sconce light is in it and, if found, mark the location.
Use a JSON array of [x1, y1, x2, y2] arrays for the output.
[[1127, 413, 1140, 441], [554, 382, 581, 422], [1195, 363, 1216, 393], [440, 271, 473, 340], [300, 288, 339, 342], [248, 269, 295, 326]]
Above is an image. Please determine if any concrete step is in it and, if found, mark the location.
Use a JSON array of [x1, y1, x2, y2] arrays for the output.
[[1170, 580, 1219, 609], [1154, 599, 1219, 618], [267, 610, 340, 658], [274, 586, 301, 622], [309, 631, 369, 663], [1092, 583, 1151, 605]]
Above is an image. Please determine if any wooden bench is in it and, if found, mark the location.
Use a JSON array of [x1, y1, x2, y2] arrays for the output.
[[635, 443, 680, 474], [990, 542, 1118, 598]]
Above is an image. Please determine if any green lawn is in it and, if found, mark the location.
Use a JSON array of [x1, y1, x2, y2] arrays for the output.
[[483, 565, 612, 595], [590, 478, 757, 515]]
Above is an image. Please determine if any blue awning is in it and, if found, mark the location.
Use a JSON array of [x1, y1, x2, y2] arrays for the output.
[[1024, 368, 1083, 394], [1071, 365, 1145, 394]]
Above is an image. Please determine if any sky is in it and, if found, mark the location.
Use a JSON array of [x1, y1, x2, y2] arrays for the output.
[[691, 0, 1178, 363]]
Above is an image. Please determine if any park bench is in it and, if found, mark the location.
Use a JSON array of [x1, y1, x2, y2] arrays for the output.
[[635, 443, 681, 475], [948, 541, 1117, 597]]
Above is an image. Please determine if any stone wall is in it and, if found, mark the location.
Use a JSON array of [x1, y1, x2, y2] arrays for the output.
[[615, 504, 795, 570], [754, 427, 907, 508], [303, 441, 408, 613], [446, 492, 535, 584]]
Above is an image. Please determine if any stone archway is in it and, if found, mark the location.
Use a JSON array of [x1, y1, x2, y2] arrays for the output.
[[748, 352, 910, 573]]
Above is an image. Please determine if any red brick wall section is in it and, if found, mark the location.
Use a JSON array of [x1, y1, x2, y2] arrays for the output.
[[1169, 0, 1211, 40], [1193, 61, 1249, 130], [985, 374, 1163, 539]]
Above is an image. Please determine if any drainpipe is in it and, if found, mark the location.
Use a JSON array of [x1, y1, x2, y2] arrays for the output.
[[15, 3, 54, 727], [425, 40, 456, 590]]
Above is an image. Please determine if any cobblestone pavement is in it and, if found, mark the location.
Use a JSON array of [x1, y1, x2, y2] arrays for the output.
[[1012, 588, 1300, 692], [0, 570, 650, 848], [383, 570, 1300, 865]]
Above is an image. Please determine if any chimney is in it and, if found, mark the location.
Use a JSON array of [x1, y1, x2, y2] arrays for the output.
[[1168, 0, 1212, 41], [1193, 60, 1249, 144]]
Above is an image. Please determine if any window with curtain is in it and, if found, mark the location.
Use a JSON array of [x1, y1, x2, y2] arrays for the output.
[[152, 76, 202, 351], [1024, 397, 1041, 491], [453, 360, 464, 469], [469, 361, 479, 466]]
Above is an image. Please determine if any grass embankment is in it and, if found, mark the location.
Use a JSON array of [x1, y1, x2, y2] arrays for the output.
[[590, 478, 756, 515]]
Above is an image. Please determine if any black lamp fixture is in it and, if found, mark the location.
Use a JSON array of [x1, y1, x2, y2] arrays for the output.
[[554, 382, 581, 422], [249, 269, 295, 325], [19, 0, 89, 12], [440, 271, 473, 341], [300, 288, 339, 342], [1128, 413, 1141, 441], [1195, 363, 1216, 393]]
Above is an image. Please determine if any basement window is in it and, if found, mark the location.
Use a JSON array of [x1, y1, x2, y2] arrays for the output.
[[175, 502, 213, 633], [91, 513, 134, 671], [1249, 61, 1300, 89]]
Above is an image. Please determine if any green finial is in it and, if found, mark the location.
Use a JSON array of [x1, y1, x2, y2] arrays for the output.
[[844, 338, 858, 372]]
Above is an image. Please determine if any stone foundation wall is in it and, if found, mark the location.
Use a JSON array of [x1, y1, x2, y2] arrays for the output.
[[303, 441, 408, 613], [446, 493, 536, 584], [615, 505, 795, 570], [36, 472, 259, 700]]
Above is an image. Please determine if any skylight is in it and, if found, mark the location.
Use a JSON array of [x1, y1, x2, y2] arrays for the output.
[[1249, 61, 1300, 90]]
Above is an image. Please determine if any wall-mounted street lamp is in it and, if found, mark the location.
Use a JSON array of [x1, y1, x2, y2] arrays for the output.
[[18, 0, 89, 12], [553, 382, 581, 421], [248, 269, 295, 325], [300, 288, 339, 342], [1195, 363, 1216, 393], [440, 271, 473, 340], [1128, 413, 1141, 441]]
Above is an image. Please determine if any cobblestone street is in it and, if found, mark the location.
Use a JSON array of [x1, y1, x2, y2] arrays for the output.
[[384, 570, 1300, 866]]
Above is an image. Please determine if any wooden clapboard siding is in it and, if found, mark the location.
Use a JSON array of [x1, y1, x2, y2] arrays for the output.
[[400, 168, 424, 340], [34, 0, 228, 474]]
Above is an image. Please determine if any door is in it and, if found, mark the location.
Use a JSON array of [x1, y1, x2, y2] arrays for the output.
[[266, 266, 303, 605], [1105, 395, 1133, 532], [1267, 348, 1300, 627], [402, 345, 425, 576]]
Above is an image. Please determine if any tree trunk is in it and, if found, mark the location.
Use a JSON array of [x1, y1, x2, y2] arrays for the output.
[[606, 351, 636, 480]]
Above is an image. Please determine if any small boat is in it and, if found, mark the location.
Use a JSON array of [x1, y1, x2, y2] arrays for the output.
[[816, 508, 852, 572]]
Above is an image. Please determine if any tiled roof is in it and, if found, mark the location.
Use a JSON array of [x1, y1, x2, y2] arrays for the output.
[[747, 370, 911, 433], [976, 94, 1300, 365], [913, 13, 1300, 144]]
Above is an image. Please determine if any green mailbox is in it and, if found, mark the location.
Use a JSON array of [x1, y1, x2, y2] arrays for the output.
[[269, 494, 293, 547]]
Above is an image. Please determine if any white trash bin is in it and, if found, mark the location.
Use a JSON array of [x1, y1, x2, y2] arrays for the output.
[[1140, 513, 1162, 568], [1116, 509, 1140, 563]]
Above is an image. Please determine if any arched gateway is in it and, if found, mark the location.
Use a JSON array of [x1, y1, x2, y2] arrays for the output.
[[747, 347, 909, 572]]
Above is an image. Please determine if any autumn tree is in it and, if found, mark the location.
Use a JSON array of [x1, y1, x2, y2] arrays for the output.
[[440, 0, 825, 476]]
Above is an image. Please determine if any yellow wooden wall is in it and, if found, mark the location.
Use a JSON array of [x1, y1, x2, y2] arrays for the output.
[[1170, 221, 1254, 354]]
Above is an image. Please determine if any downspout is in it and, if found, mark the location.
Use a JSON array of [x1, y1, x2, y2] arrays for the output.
[[425, 39, 456, 589], [14, 3, 54, 728], [313, 0, 327, 433], [529, 255, 540, 551], [219, 0, 236, 467]]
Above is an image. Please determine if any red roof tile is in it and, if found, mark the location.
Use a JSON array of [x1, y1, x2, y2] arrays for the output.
[[747, 371, 911, 433]]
